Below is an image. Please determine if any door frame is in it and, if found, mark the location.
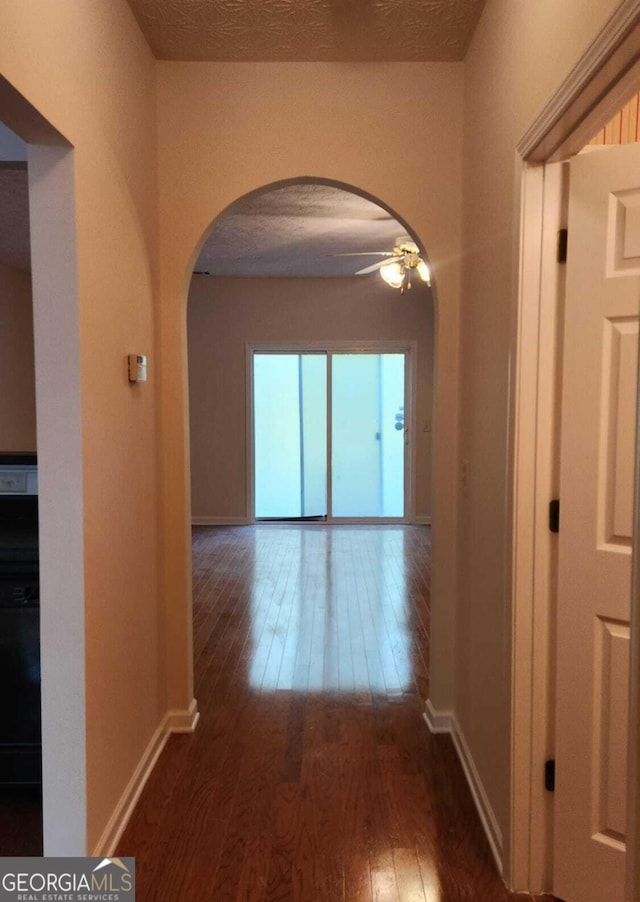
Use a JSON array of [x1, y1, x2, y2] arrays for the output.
[[510, 2, 640, 894], [0, 78, 87, 854], [246, 339, 418, 525]]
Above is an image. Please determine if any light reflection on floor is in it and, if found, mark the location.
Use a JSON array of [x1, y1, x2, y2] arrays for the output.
[[249, 527, 411, 692], [369, 855, 442, 902]]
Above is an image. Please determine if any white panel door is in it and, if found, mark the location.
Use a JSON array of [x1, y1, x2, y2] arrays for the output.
[[554, 143, 640, 901]]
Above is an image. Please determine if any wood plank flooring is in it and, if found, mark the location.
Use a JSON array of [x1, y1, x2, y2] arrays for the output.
[[118, 525, 555, 901]]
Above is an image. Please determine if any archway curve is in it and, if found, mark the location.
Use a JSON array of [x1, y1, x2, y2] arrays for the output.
[[184, 173, 438, 521], [181, 176, 439, 317], [183, 176, 437, 524]]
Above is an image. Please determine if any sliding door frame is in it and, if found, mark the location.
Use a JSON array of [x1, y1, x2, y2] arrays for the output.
[[246, 339, 417, 525]]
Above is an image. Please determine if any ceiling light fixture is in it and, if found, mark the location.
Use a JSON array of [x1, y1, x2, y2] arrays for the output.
[[347, 238, 432, 294], [379, 248, 430, 294]]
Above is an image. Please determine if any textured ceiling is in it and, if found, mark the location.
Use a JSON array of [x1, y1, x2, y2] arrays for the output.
[[127, 0, 486, 62], [0, 168, 30, 273], [195, 183, 410, 277]]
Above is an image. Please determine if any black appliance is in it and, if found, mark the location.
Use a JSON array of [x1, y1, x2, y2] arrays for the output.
[[0, 454, 40, 785]]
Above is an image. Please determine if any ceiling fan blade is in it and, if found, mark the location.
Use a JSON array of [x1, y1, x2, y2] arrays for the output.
[[356, 259, 400, 275], [330, 251, 395, 257]]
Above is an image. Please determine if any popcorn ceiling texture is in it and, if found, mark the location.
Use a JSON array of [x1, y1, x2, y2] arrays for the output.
[[126, 0, 486, 61], [195, 183, 409, 278]]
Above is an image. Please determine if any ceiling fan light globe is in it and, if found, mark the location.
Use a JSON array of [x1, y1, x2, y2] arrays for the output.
[[380, 261, 405, 289], [417, 259, 431, 283]]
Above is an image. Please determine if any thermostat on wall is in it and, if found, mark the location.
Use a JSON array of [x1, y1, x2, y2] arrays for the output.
[[128, 354, 147, 383]]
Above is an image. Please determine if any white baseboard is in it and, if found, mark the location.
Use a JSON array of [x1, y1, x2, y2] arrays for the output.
[[192, 517, 249, 526], [413, 515, 432, 525], [166, 698, 200, 733], [92, 719, 169, 857], [92, 698, 200, 857], [423, 702, 503, 875], [423, 699, 453, 733], [450, 714, 503, 874]]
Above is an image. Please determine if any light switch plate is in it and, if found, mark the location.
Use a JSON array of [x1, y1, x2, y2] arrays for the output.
[[128, 354, 147, 383]]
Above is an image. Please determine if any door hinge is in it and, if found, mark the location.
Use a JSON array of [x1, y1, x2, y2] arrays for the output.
[[545, 759, 556, 792], [549, 499, 560, 533], [557, 228, 568, 263]]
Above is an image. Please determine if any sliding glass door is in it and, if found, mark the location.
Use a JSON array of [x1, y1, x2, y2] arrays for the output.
[[254, 353, 327, 519], [331, 353, 405, 517], [253, 349, 407, 521]]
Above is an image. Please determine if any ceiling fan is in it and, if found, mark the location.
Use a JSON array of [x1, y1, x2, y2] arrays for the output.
[[335, 236, 431, 293]]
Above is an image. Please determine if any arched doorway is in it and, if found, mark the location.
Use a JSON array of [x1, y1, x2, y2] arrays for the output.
[[187, 178, 434, 528], [157, 167, 460, 766], [166, 176, 448, 719]]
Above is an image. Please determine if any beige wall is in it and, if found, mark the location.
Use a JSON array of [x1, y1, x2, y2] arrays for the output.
[[0, 262, 36, 451], [157, 61, 464, 716], [460, 0, 622, 873], [188, 276, 433, 520], [0, 0, 161, 852]]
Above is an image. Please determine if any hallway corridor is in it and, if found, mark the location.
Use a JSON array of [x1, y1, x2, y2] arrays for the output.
[[119, 526, 547, 900]]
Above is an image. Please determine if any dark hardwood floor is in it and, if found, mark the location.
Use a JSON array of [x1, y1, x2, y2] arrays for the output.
[[118, 525, 554, 901]]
